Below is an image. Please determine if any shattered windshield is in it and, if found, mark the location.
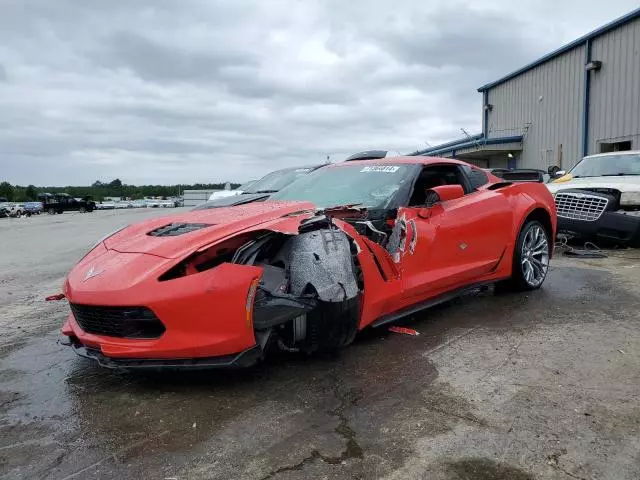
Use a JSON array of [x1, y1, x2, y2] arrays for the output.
[[270, 164, 417, 209], [570, 153, 640, 177], [244, 167, 315, 194]]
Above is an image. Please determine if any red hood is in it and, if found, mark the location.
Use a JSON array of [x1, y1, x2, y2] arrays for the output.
[[103, 201, 316, 259]]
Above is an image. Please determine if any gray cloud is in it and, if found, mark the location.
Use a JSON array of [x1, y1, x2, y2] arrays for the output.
[[94, 31, 258, 84], [1, 0, 638, 185]]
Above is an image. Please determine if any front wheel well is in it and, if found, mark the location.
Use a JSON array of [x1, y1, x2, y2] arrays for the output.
[[523, 207, 553, 249]]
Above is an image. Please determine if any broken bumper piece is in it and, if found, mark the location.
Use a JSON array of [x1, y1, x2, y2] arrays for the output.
[[253, 290, 317, 329], [61, 336, 262, 370]]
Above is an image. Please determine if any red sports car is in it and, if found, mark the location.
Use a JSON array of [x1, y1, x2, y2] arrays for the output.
[[59, 157, 556, 369]]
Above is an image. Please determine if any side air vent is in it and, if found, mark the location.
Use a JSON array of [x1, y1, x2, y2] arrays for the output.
[[487, 182, 513, 191], [148, 223, 213, 237]]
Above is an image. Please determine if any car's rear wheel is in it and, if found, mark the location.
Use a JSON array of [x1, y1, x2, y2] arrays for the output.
[[48, 208, 55, 215], [498, 220, 550, 292], [79, 206, 86, 213], [512, 220, 550, 290]]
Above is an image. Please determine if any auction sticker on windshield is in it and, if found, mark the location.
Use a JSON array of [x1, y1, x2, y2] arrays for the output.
[[361, 166, 400, 173]]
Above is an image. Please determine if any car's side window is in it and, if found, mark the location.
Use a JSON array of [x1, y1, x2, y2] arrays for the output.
[[462, 165, 489, 190], [408, 165, 470, 206]]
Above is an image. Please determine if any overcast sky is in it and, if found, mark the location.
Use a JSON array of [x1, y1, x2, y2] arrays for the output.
[[1, 0, 638, 186]]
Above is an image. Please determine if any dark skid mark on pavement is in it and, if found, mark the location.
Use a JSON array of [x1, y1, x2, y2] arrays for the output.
[[1, 266, 637, 479]]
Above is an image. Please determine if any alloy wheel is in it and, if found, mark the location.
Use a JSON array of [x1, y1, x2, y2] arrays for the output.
[[521, 224, 549, 287]]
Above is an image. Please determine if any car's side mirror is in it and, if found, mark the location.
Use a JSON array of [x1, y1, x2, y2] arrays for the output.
[[429, 185, 465, 202], [547, 166, 566, 178], [418, 185, 465, 217]]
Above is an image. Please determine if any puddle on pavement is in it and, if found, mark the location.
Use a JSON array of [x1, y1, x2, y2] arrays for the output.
[[444, 457, 534, 480]]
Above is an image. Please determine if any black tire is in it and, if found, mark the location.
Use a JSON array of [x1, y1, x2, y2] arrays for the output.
[[56, 210, 63, 214], [499, 220, 551, 292], [48, 208, 55, 215], [303, 296, 360, 353], [79, 206, 86, 213]]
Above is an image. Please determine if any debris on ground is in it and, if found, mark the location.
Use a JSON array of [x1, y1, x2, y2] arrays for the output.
[[388, 326, 420, 336]]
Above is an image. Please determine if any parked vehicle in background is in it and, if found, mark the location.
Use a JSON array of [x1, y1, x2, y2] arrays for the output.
[[344, 150, 392, 161], [0, 203, 26, 218], [114, 201, 134, 209], [485, 168, 550, 183], [207, 180, 258, 201], [0, 204, 8, 218], [196, 165, 325, 210], [95, 202, 116, 210], [39, 193, 96, 214], [547, 151, 640, 246], [23, 202, 43, 216]]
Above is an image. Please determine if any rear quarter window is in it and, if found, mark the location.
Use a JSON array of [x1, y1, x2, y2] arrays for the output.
[[466, 167, 489, 189]]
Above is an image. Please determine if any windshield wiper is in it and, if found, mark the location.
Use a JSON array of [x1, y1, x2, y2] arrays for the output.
[[250, 189, 279, 194], [324, 203, 364, 210]]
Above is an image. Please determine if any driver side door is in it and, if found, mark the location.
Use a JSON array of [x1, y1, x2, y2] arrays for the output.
[[396, 165, 513, 304]]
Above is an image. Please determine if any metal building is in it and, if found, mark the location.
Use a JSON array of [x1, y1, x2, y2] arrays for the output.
[[414, 7, 640, 171], [182, 189, 220, 207]]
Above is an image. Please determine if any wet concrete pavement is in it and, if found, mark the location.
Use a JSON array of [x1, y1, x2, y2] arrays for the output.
[[1, 211, 639, 479]]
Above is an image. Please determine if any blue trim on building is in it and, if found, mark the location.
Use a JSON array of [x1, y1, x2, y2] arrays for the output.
[[582, 39, 592, 158], [477, 7, 640, 92], [482, 90, 489, 136], [411, 135, 523, 157]]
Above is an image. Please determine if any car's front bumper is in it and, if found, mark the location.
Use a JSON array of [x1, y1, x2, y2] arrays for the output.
[[62, 258, 265, 363], [60, 335, 262, 369], [558, 211, 640, 246]]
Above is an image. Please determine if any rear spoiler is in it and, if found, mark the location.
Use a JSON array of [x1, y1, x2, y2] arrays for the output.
[[488, 169, 546, 183]]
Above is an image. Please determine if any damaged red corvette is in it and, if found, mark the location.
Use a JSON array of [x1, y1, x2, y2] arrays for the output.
[[59, 157, 556, 369]]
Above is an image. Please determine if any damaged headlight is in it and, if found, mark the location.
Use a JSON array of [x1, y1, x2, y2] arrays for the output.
[[620, 192, 640, 207]]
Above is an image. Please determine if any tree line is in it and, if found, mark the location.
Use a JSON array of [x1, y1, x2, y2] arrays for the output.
[[0, 179, 240, 202]]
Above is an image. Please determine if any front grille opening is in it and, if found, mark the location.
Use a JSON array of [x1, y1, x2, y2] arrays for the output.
[[555, 193, 608, 221], [70, 304, 165, 339], [148, 223, 213, 237]]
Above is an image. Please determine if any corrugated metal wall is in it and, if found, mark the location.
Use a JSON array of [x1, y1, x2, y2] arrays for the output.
[[589, 17, 640, 153], [485, 15, 640, 170], [486, 46, 585, 170], [183, 190, 220, 207]]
